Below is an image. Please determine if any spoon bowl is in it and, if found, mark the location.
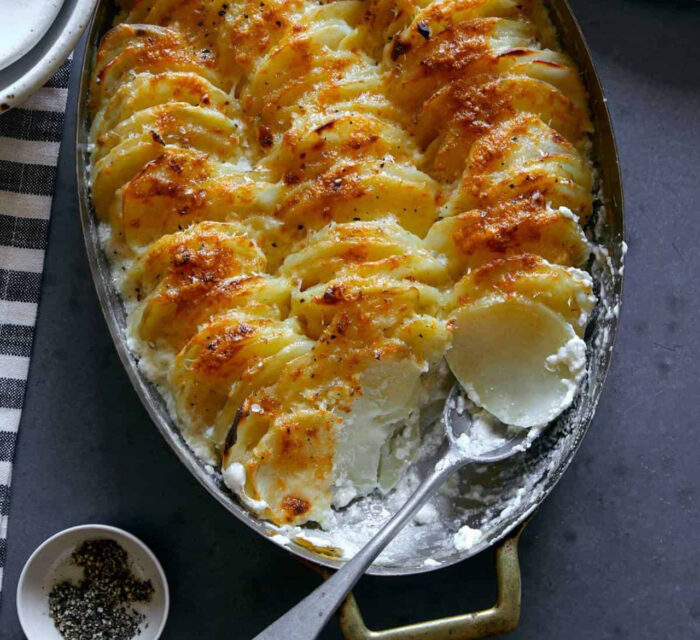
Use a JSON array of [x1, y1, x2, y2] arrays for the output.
[[442, 385, 533, 463]]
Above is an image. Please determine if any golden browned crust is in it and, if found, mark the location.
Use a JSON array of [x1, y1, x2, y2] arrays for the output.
[[89, 0, 595, 526]]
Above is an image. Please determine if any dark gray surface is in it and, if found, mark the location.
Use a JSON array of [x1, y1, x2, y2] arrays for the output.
[[1, 0, 699, 638]]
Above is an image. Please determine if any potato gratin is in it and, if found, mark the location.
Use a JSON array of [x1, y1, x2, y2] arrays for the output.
[[89, 0, 596, 527]]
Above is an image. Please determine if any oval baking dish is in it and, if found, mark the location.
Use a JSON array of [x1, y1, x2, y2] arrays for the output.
[[76, 0, 625, 577]]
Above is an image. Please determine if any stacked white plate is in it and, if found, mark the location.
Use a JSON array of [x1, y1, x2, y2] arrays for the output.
[[0, 0, 98, 111]]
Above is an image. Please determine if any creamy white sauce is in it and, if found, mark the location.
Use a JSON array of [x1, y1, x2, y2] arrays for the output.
[[222, 462, 269, 513], [453, 525, 481, 552], [545, 336, 587, 377], [414, 502, 439, 525]]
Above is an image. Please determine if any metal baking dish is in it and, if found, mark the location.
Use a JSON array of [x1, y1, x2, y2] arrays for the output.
[[76, 1, 624, 629]]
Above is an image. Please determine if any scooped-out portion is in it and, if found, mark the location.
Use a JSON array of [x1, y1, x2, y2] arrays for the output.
[[89, 0, 597, 527]]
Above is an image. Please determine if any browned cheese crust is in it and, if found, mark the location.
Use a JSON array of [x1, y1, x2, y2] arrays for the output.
[[89, 0, 594, 526]]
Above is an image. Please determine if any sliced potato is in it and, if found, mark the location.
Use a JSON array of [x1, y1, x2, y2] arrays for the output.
[[212, 339, 316, 445], [416, 74, 591, 180], [90, 71, 238, 144], [223, 334, 428, 524], [294, 73, 406, 129], [424, 199, 590, 278], [279, 159, 442, 238], [127, 0, 307, 84], [332, 357, 425, 504], [91, 138, 166, 220], [122, 221, 265, 302], [388, 17, 537, 112], [93, 103, 246, 164], [291, 275, 444, 341], [356, 0, 432, 58], [242, 19, 360, 117], [445, 113, 592, 221], [280, 219, 449, 288], [130, 275, 291, 368], [486, 47, 589, 111], [390, 0, 523, 47], [90, 24, 224, 114], [448, 255, 595, 334], [169, 313, 312, 440], [261, 112, 418, 183], [105, 148, 281, 251], [447, 295, 586, 427], [238, 2, 381, 137], [227, 407, 339, 525]]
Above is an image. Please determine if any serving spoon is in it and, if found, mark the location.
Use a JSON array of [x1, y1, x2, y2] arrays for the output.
[[252, 385, 531, 640]]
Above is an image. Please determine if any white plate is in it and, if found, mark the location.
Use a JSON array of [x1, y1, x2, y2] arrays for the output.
[[0, 0, 97, 112], [0, 0, 66, 71]]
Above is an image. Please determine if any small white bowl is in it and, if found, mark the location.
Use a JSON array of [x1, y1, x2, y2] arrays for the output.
[[17, 524, 169, 640]]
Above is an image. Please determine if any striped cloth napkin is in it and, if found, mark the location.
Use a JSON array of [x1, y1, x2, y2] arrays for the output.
[[0, 58, 72, 596]]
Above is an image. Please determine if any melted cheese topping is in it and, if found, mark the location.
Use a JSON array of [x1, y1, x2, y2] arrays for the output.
[[89, 0, 596, 526]]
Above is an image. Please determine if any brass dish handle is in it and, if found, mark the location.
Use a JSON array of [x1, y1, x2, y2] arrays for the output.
[[337, 527, 524, 640]]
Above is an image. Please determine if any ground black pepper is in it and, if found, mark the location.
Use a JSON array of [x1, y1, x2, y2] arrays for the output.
[[48, 539, 154, 640]]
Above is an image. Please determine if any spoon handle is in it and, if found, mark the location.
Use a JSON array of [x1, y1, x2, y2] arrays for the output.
[[252, 460, 459, 640]]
